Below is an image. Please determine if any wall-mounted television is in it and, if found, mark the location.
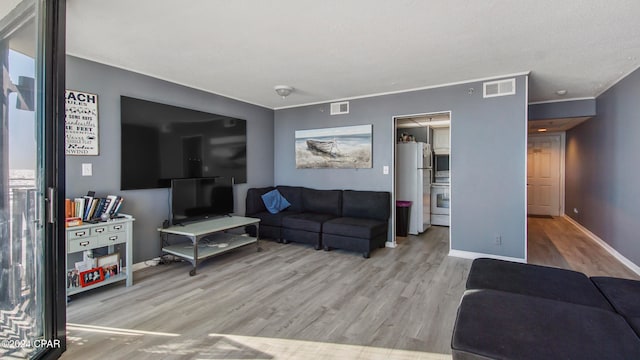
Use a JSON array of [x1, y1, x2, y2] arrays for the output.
[[120, 96, 247, 190], [170, 177, 233, 225]]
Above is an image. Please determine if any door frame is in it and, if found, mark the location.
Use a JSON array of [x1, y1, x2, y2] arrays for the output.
[[527, 132, 565, 216], [42, 0, 67, 358], [391, 110, 452, 248], [0, 1, 66, 358]]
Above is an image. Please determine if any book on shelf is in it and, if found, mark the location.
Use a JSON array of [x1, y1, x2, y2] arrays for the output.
[[109, 196, 124, 216], [102, 195, 119, 217], [82, 195, 93, 220], [93, 197, 107, 218], [65, 192, 126, 223], [66, 217, 82, 227], [90, 198, 100, 219], [73, 198, 85, 219], [85, 196, 102, 221], [65, 199, 75, 219]]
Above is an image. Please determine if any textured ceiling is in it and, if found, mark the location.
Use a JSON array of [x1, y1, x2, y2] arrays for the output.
[[66, 0, 640, 109]]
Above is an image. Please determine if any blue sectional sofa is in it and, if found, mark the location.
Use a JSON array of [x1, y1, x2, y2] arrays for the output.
[[245, 186, 390, 258]]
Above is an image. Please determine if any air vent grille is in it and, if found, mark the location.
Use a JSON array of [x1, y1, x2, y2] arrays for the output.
[[483, 78, 516, 98], [330, 101, 349, 115]]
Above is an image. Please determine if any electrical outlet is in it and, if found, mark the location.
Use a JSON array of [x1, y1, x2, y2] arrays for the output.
[[495, 235, 502, 245]]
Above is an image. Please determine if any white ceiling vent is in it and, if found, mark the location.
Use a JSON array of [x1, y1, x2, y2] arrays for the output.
[[330, 101, 349, 115], [483, 78, 516, 98]]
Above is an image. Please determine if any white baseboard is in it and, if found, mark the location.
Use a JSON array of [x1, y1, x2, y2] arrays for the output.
[[448, 249, 526, 263], [563, 215, 640, 276], [131, 255, 186, 272], [385, 241, 397, 248], [131, 261, 153, 272]]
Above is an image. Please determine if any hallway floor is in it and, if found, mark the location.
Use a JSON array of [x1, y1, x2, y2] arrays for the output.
[[527, 215, 639, 280]]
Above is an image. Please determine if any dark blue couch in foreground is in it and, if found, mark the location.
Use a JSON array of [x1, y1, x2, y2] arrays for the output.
[[452, 258, 640, 359], [245, 186, 390, 258]]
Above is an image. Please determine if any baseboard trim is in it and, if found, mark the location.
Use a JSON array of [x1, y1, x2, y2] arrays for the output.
[[131, 261, 152, 272], [385, 241, 397, 248], [448, 249, 526, 263], [563, 215, 640, 276]]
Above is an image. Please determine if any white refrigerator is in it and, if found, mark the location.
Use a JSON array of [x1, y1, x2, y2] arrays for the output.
[[396, 142, 432, 235]]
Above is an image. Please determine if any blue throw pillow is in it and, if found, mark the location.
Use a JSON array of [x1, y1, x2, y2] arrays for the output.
[[261, 189, 291, 214]]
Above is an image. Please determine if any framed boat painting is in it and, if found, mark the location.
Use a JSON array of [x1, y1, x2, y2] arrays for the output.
[[295, 124, 372, 169]]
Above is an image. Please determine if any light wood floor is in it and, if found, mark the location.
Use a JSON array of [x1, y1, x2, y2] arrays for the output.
[[527, 216, 639, 280], [62, 226, 467, 360], [61, 217, 638, 359]]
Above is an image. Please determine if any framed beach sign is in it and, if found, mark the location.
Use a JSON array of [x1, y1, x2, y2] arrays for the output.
[[295, 124, 372, 169], [65, 89, 99, 155]]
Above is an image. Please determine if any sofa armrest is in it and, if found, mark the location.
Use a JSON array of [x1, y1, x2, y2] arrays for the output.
[[245, 187, 275, 215]]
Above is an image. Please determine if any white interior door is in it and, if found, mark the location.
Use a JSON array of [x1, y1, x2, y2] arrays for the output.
[[527, 135, 561, 216]]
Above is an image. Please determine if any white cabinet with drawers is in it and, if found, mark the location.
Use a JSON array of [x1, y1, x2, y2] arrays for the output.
[[66, 216, 134, 296]]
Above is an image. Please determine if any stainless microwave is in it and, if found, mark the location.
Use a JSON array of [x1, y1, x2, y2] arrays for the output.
[[434, 154, 450, 178]]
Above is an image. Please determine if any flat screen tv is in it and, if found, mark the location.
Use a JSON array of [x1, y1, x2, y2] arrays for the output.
[[120, 96, 247, 190], [170, 177, 234, 225]]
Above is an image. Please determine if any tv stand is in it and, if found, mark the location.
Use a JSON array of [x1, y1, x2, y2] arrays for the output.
[[158, 216, 260, 276]]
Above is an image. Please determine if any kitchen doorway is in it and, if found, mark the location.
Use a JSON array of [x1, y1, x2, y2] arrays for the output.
[[392, 111, 451, 246]]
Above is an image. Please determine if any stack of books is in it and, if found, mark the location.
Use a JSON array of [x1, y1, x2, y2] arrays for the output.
[[65, 192, 125, 227]]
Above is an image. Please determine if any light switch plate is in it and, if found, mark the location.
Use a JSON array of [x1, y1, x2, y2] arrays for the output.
[[82, 163, 92, 176], [383, 165, 389, 175]]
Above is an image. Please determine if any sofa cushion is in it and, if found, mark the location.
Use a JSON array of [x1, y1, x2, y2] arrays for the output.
[[591, 277, 640, 317], [253, 224, 281, 241], [342, 190, 390, 221], [302, 188, 342, 216], [627, 317, 640, 338], [276, 186, 304, 212], [451, 289, 640, 360], [466, 258, 613, 311], [282, 212, 337, 232], [245, 187, 275, 215], [323, 217, 388, 239], [251, 211, 298, 227], [261, 189, 291, 214]]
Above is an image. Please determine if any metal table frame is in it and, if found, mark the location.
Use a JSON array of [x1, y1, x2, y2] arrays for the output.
[[158, 216, 260, 276]]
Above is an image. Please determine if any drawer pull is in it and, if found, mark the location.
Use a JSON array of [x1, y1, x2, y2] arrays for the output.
[[113, 225, 122, 230], [79, 241, 90, 247], [75, 231, 87, 237], [95, 228, 105, 233], [108, 236, 118, 241]]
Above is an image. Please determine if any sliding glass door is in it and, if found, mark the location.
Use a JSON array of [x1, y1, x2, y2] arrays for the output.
[[1, 0, 65, 359]]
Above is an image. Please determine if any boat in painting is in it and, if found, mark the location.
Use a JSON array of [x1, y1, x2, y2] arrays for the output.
[[306, 139, 338, 156]]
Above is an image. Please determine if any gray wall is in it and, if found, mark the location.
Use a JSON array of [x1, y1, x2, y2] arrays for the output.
[[529, 98, 596, 120], [66, 56, 274, 262], [275, 76, 528, 259], [566, 67, 640, 265]]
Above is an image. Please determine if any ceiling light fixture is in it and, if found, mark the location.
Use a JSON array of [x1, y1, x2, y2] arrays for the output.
[[538, 128, 548, 132], [274, 85, 294, 98], [556, 90, 567, 96]]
